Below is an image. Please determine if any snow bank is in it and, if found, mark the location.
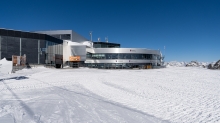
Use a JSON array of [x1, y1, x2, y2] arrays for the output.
[[0, 58, 12, 74]]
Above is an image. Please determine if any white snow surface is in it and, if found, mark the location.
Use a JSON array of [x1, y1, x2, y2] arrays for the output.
[[0, 58, 12, 74], [0, 67, 220, 123]]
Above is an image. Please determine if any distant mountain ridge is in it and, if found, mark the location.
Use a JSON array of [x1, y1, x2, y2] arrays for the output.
[[208, 60, 220, 69], [165, 60, 220, 69], [165, 61, 210, 68]]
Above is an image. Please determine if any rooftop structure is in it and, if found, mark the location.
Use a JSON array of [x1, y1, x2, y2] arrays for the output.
[[93, 42, 120, 48], [35, 30, 88, 42]]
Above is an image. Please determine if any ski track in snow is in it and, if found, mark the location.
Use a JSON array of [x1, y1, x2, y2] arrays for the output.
[[0, 67, 220, 123]]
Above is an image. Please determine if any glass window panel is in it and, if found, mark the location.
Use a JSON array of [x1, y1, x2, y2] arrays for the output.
[[138, 54, 142, 59], [123, 54, 131, 59], [131, 54, 139, 59], [105, 54, 112, 59], [118, 54, 123, 59], [0, 36, 7, 52], [51, 34, 61, 39], [146, 54, 152, 59], [111, 54, 118, 59], [61, 34, 71, 40], [140, 54, 145, 59], [86, 53, 92, 59]]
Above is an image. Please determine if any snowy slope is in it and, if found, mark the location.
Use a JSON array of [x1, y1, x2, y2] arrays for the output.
[[0, 67, 220, 123]]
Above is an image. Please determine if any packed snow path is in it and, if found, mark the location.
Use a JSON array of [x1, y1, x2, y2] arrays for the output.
[[0, 67, 219, 123]]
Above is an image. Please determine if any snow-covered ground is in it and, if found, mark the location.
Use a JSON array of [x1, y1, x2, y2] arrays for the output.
[[0, 58, 12, 74], [0, 67, 219, 123]]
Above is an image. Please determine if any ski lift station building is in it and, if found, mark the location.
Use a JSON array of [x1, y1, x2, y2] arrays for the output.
[[0, 28, 163, 69]]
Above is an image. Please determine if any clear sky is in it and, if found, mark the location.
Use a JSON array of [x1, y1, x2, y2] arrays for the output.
[[0, 0, 219, 62]]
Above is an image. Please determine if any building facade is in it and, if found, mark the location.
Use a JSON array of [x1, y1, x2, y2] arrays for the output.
[[86, 48, 162, 69], [37, 30, 163, 69], [0, 28, 63, 64], [0, 28, 163, 69]]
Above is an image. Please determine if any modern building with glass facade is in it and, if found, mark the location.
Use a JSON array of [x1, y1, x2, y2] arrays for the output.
[[0, 28, 163, 69], [85, 45, 162, 69], [0, 28, 63, 65], [38, 30, 163, 69]]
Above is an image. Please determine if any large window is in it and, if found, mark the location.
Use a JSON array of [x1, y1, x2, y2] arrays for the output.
[[119, 54, 130, 59], [146, 54, 152, 59], [86, 53, 158, 60], [131, 54, 142, 59], [122, 54, 131, 59], [105, 54, 112, 59], [86, 52, 92, 59], [61, 34, 71, 40], [50, 35, 61, 39], [111, 54, 118, 59], [51, 34, 71, 40], [105, 53, 118, 59], [91, 53, 105, 59], [93, 42, 120, 48]]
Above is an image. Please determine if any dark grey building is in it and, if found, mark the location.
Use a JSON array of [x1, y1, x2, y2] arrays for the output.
[[93, 42, 120, 48], [0, 28, 63, 64]]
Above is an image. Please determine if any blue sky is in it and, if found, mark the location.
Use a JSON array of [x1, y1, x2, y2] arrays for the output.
[[0, 0, 220, 62]]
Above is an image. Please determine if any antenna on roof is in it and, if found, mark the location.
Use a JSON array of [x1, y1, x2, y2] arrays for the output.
[[164, 46, 166, 58], [98, 37, 100, 42], [105, 36, 108, 43], [89, 31, 92, 41]]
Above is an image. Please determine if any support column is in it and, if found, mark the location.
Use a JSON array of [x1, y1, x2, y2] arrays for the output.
[[38, 40, 40, 64], [20, 38, 22, 56]]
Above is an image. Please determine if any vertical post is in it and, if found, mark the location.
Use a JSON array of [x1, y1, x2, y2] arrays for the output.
[[164, 46, 166, 57], [38, 40, 40, 64], [89, 31, 92, 41], [20, 38, 22, 56], [164, 46, 165, 64], [0, 36, 1, 60]]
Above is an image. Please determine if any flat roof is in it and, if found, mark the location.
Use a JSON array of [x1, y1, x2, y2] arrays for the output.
[[93, 42, 120, 45], [0, 28, 63, 44]]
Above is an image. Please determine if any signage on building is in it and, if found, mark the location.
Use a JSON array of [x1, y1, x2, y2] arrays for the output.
[[69, 56, 80, 61], [130, 49, 136, 52]]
